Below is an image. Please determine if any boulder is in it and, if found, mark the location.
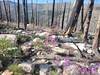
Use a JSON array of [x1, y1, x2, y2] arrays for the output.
[[16, 30, 23, 33], [57, 36, 80, 43], [33, 38, 43, 43], [18, 62, 34, 73], [32, 38, 44, 49], [35, 32, 50, 37], [1, 70, 13, 75], [61, 43, 85, 51], [39, 64, 49, 75], [21, 42, 32, 55], [0, 34, 17, 45], [27, 24, 34, 31], [98, 67, 100, 74], [63, 64, 80, 75], [52, 47, 66, 53]]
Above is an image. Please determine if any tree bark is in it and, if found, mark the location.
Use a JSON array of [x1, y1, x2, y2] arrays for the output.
[[26, 0, 29, 24], [51, 0, 55, 26], [66, 0, 71, 24], [46, 0, 49, 27], [64, 0, 83, 36], [80, 1, 84, 33], [92, 15, 100, 55], [14, 0, 17, 22], [3, 0, 9, 24], [31, 0, 34, 24], [35, 0, 38, 26], [23, 0, 27, 30], [0, 2, 2, 20], [83, 0, 94, 44], [17, 0, 20, 28], [8, 0, 11, 22], [61, 2, 66, 30]]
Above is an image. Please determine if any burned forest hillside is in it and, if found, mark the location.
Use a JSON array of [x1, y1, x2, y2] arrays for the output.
[[0, 0, 100, 75]]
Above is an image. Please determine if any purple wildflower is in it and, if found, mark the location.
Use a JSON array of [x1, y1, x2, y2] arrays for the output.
[[79, 67, 89, 74], [89, 64, 97, 73], [63, 58, 71, 66], [44, 35, 58, 47]]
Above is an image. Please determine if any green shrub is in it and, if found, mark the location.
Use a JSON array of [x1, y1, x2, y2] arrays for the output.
[[32, 34, 46, 40], [8, 64, 25, 75], [7, 47, 22, 57], [49, 67, 57, 75], [0, 37, 14, 56], [50, 70, 58, 75], [17, 34, 31, 44]]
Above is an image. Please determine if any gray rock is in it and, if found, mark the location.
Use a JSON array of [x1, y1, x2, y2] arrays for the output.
[[52, 47, 66, 53], [63, 64, 80, 75], [21, 42, 32, 56], [18, 62, 34, 73], [39, 64, 49, 75], [35, 32, 50, 37], [57, 36, 80, 43], [97, 66, 100, 75], [16, 30, 23, 33], [27, 24, 34, 31]]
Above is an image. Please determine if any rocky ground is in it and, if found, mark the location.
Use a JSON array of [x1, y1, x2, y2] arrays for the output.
[[0, 24, 100, 75]]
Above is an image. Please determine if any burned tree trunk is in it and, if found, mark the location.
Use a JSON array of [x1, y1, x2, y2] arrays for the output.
[[31, 0, 34, 24], [3, 0, 9, 24], [51, 0, 55, 26], [14, 0, 17, 22], [0, 2, 2, 20], [80, 1, 84, 33], [66, 0, 71, 24], [64, 0, 83, 36], [17, 0, 20, 28], [46, 0, 49, 27], [26, 0, 29, 24], [23, 0, 27, 30], [61, 2, 66, 30], [35, 0, 38, 26], [92, 15, 100, 55], [83, 0, 94, 44], [8, 1, 11, 22]]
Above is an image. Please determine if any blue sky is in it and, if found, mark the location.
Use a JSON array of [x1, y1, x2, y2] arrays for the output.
[[8, 0, 100, 4]]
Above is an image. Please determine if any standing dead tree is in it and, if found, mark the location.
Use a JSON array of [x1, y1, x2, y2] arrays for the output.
[[46, 0, 49, 27], [0, 2, 2, 20], [35, 0, 38, 26], [23, 0, 27, 30], [61, 2, 66, 30], [26, 0, 29, 24], [17, 0, 20, 28], [51, 0, 55, 26], [92, 14, 100, 56], [8, 0, 11, 22], [31, 0, 34, 24], [66, 0, 71, 24], [3, 0, 9, 24], [83, 0, 94, 44], [14, 0, 17, 22], [80, 1, 84, 33], [64, 0, 83, 36]]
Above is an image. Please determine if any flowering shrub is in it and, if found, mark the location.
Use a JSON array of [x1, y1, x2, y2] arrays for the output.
[[63, 58, 71, 66], [44, 35, 58, 47], [53, 57, 100, 75], [79, 63, 100, 75]]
